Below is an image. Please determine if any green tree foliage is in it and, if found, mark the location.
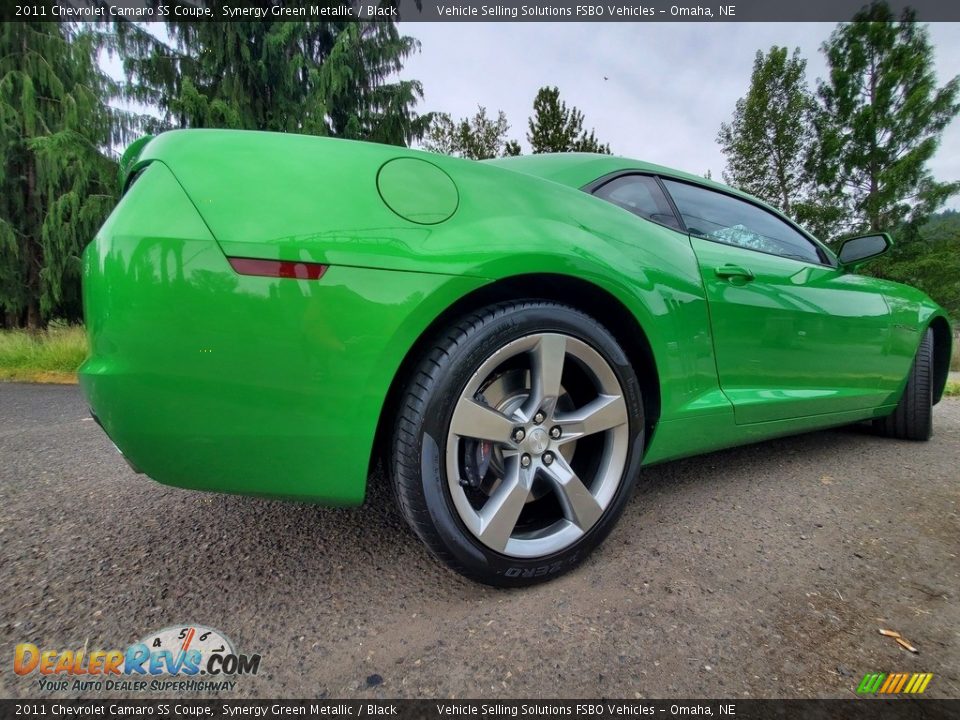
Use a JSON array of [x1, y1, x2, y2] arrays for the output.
[[717, 47, 834, 229], [0, 21, 137, 328], [812, 2, 960, 233], [871, 210, 960, 323], [527, 86, 611, 154], [503, 139, 522, 156], [422, 106, 519, 159], [116, 18, 429, 146]]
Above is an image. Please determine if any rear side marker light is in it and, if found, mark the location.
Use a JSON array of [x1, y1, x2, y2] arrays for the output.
[[227, 257, 328, 280]]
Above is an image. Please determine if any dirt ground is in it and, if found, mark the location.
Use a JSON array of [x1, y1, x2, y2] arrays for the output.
[[1, 384, 957, 699]]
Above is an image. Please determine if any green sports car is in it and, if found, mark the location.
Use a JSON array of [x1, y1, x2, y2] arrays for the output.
[[81, 130, 952, 586]]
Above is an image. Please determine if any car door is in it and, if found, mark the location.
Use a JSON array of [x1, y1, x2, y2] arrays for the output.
[[660, 178, 894, 425]]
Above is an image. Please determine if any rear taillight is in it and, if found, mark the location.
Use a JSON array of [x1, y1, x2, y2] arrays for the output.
[[227, 257, 328, 280]]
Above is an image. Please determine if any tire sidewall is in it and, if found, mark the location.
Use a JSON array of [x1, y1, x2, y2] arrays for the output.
[[416, 304, 644, 586]]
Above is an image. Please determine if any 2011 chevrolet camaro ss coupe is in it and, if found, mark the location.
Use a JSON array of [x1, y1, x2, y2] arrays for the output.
[[81, 130, 952, 586]]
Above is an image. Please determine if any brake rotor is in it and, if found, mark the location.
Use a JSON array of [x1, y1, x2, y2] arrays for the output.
[[462, 368, 576, 502]]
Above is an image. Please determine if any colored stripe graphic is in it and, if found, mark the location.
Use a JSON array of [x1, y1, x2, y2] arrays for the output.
[[857, 673, 886, 693], [857, 672, 933, 694], [879, 674, 899, 693]]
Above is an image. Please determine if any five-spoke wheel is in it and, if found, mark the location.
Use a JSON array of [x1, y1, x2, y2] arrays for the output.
[[391, 301, 644, 586], [446, 332, 629, 558]]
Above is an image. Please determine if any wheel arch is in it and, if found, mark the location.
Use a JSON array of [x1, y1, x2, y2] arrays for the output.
[[368, 273, 662, 476], [928, 315, 952, 405]]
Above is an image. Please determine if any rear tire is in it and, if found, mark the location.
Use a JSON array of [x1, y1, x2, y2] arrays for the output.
[[874, 328, 934, 441], [390, 301, 644, 587]]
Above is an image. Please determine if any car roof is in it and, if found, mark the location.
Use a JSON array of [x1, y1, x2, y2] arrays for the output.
[[484, 152, 768, 208]]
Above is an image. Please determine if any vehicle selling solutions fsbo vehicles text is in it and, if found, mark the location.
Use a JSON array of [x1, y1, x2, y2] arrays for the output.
[[434, 4, 730, 17]]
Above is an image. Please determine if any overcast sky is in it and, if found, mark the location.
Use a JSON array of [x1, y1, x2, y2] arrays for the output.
[[400, 22, 960, 205], [101, 22, 960, 207]]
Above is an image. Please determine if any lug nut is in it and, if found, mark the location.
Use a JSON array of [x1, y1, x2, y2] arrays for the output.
[[520, 454, 532, 468], [534, 411, 545, 424], [543, 452, 554, 466], [459, 478, 471, 488], [513, 428, 525, 442], [550, 426, 561, 439]]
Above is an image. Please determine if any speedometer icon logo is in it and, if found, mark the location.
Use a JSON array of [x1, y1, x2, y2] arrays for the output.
[[138, 625, 235, 663]]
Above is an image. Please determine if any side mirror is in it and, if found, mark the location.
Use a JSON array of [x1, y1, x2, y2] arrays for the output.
[[837, 232, 892, 268]]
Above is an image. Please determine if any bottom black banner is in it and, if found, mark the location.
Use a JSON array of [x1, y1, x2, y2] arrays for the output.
[[0, 700, 957, 720]]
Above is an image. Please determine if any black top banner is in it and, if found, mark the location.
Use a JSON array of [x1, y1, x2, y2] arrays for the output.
[[6, 0, 960, 22]]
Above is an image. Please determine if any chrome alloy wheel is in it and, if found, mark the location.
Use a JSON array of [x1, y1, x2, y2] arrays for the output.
[[445, 333, 630, 558]]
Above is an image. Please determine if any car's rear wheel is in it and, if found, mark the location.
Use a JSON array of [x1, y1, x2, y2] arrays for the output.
[[391, 301, 645, 587], [874, 328, 934, 441]]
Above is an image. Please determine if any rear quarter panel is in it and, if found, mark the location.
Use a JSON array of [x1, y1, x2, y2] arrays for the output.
[[140, 131, 727, 429]]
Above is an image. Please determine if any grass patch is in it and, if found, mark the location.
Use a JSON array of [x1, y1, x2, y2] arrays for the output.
[[0, 325, 87, 383], [0, 324, 957, 390]]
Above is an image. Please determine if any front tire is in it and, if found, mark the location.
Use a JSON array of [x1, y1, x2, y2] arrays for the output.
[[390, 301, 645, 587], [874, 328, 934, 441]]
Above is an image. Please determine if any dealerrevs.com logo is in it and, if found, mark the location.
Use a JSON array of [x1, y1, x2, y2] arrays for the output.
[[14, 625, 261, 693]]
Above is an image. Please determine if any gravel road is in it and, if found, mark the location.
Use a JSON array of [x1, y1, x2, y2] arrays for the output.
[[1, 384, 957, 699]]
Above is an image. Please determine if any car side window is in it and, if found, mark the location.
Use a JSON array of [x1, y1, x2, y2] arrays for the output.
[[661, 179, 824, 264], [593, 175, 683, 231]]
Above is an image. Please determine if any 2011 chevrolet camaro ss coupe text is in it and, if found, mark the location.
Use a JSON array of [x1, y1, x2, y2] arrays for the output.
[[81, 130, 953, 586]]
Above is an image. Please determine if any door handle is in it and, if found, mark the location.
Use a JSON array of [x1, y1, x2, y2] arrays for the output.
[[714, 264, 755, 281]]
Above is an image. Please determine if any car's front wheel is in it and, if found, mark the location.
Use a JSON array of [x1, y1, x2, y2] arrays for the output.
[[874, 328, 934, 441], [391, 301, 645, 587]]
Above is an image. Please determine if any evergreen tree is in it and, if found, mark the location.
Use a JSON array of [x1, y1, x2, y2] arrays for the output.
[[813, 2, 960, 233], [718, 47, 815, 217], [573, 127, 609, 154], [717, 46, 844, 239], [423, 106, 519, 159], [527, 86, 611, 154], [422, 113, 459, 156], [0, 21, 138, 328], [503, 139, 522, 156], [115, 19, 429, 146]]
